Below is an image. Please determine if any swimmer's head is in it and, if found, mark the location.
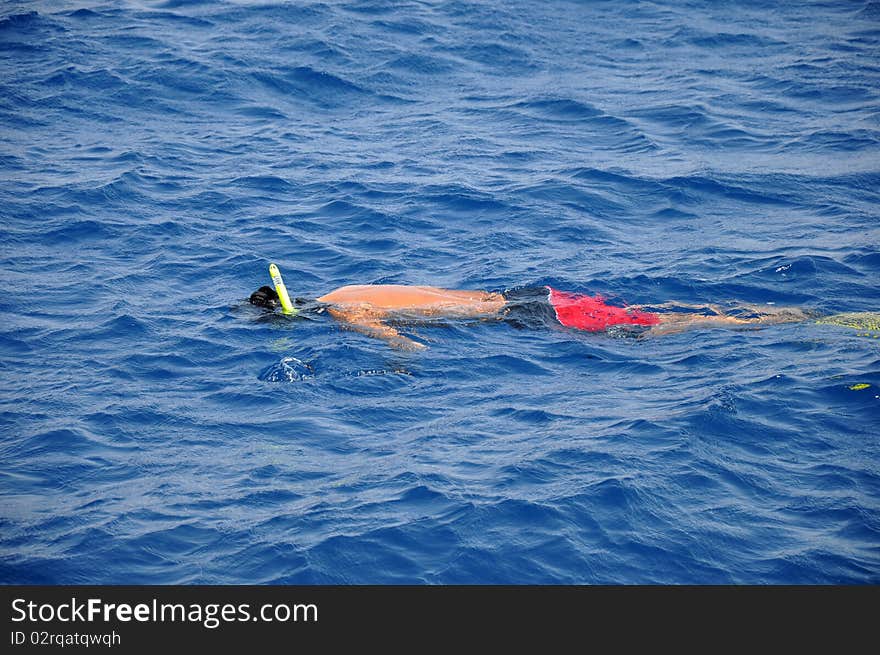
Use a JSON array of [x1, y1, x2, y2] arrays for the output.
[[249, 285, 279, 309]]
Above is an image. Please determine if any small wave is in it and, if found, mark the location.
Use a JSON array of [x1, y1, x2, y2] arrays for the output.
[[251, 66, 396, 107], [42, 66, 127, 92], [663, 25, 785, 50], [663, 174, 798, 206], [370, 19, 430, 35], [456, 42, 536, 71], [792, 129, 880, 152], [66, 8, 104, 20], [156, 0, 216, 8], [385, 53, 456, 74], [40, 219, 121, 243], [0, 11, 43, 30], [512, 98, 603, 121], [130, 10, 214, 29], [689, 31, 785, 50], [747, 255, 862, 283], [259, 357, 315, 382], [229, 175, 297, 193], [234, 105, 288, 120]]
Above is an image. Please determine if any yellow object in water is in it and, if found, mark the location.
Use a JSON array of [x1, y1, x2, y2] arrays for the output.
[[269, 263, 297, 315], [849, 383, 871, 391], [816, 312, 880, 334]]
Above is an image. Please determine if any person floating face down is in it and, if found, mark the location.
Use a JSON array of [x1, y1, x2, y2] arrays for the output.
[[249, 282, 813, 350]]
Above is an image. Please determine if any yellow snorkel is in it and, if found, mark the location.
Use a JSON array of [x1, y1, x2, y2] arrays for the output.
[[269, 263, 297, 315]]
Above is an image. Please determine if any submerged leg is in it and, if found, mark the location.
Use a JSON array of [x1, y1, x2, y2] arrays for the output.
[[630, 301, 729, 315], [645, 303, 810, 336], [649, 312, 752, 336], [728, 304, 812, 323]]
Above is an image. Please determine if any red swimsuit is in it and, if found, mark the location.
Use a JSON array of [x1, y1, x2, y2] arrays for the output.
[[547, 287, 660, 332]]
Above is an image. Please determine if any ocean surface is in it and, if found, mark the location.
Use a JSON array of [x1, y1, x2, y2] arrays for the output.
[[1, 0, 879, 584]]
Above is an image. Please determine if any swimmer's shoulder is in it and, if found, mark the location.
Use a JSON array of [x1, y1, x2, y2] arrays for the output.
[[317, 285, 371, 303], [318, 284, 436, 303]]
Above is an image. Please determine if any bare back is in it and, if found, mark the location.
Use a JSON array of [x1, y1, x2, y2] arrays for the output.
[[317, 284, 505, 314]]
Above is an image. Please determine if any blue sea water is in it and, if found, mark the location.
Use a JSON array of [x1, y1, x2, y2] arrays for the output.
[[1, 0, 879, 585]]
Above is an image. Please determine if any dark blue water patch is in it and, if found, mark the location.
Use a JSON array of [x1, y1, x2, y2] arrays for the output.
[[664, 174, 802, 207], [681, 28, 787, 51], [0, 10, 41, 28], [845, 251, 880, 273], [128, 9, 215, 30], [42, 65, 128, 93], [276, 37, 356, 68], [0, 10, 68, 48], [384, 52, 457, 75], [419, 184, 519, 217], [234, 104, 288, 121], [512, 97, 603, 121], [63, 7, 112, 20], [6, 431, 131, 481], [742, 255, 863, 282], [132, 57, 229, 98], [229, 174, 299, 195]]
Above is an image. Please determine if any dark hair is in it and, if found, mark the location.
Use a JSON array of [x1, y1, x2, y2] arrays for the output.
[[249, 286, 279, 309]]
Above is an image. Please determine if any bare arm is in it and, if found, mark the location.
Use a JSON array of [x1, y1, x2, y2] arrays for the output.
[[327, 307, 426, 351]]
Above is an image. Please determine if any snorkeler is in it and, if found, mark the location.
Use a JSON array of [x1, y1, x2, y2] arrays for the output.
[[249, 270, 820, 350]]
